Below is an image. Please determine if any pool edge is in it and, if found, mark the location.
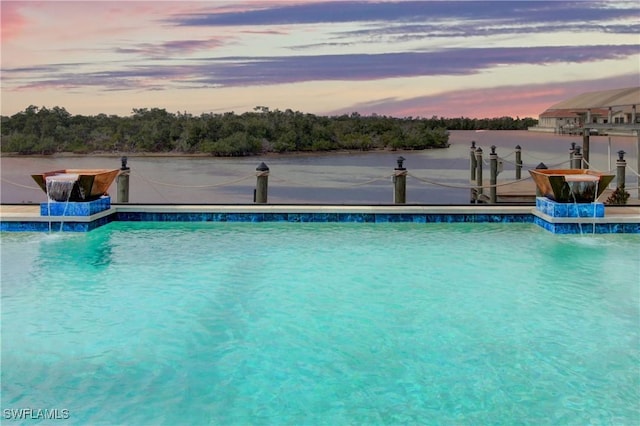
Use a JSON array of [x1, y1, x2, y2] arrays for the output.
[[1, 204, 639, 234]]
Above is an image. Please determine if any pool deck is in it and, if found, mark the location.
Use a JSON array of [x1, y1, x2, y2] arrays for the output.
[[1, 203, 639, 233]]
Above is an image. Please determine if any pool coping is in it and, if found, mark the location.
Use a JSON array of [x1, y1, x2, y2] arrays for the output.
[[1, 203, 639, 233]]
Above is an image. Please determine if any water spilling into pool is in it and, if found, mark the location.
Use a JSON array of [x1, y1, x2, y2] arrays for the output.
[[44, 175, 78, 232], [1, 222, 638, 424], [45, 173, 79, 202]]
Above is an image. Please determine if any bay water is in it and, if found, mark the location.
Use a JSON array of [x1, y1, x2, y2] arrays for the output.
[[1, 130, 637, 204]]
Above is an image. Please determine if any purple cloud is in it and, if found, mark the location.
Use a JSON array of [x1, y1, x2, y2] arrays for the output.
[[169, 2, 640, 53], [173, 1, 639, 30], [115, 38, 228, 59], [6, 44, 638, 92], [192, 45, 640, 86]]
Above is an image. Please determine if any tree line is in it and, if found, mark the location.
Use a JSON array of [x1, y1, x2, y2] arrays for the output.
[[0, 105, 537, 156]]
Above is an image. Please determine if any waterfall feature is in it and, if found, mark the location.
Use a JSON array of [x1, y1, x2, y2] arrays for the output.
[[564, 174, 599, 204], [45, 173, 80, 202], [529, 169, 612, 234], [45, 174, 78, 231]]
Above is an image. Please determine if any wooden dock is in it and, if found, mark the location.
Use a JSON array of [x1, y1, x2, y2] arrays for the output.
[[471, 179, 537, 204]]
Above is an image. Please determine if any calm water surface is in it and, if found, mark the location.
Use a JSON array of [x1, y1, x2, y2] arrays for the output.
[[1, 131, 638, 204], [1, 222, 639, 424]]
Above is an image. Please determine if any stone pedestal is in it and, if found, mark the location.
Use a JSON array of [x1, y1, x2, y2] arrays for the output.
[[40, 196, 111, 216]]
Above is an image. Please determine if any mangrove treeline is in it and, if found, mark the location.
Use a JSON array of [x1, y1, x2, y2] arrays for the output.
[[0, 105, 537, 156]]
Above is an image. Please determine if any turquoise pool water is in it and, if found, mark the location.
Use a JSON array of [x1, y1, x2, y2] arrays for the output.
[[2, 222, 639, 425]]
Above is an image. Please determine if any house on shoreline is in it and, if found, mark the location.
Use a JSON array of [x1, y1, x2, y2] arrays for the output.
[[530, 86, 640, 136]]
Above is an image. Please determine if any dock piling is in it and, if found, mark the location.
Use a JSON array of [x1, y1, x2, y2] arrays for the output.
[[470, 141, 477, 203], [515, 145, 522, 180], [616, 150, 626, 190], [571, 146, 583, 169], [469, 141, 477, 181], [393, 156, 407, 204], [475, 148, 483, 200], [569, 142, 576, 167], [582, 128, 590, 169], [116, 156, 130, 203], [489, 145, 498, 203], [255, 162, 269, 204]]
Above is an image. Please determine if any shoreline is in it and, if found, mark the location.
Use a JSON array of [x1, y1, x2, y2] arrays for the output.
[[0, 146, 448, 159]]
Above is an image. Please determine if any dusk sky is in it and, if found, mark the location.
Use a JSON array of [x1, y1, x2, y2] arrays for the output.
[[1, 1, 639, 119]]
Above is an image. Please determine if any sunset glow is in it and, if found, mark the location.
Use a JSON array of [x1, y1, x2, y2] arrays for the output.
[[1, 1, 638, 118]]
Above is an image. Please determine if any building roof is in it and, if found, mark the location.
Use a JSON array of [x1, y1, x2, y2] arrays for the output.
[[547, 87, 640, 110], [539, 108, 609, 119]]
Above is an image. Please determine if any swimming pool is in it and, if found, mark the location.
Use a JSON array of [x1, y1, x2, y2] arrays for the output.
[[2, 222, 639, 424]]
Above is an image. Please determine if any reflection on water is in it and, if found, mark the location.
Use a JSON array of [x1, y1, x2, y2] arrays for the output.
[[1, 130, 638, 204]]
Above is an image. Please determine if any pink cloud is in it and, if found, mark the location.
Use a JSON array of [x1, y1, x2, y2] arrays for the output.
[[331, 75, 639, 119], [407, 87, 564, 118], [2, 2, 206, 46], [1, 2, 28, 43]]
